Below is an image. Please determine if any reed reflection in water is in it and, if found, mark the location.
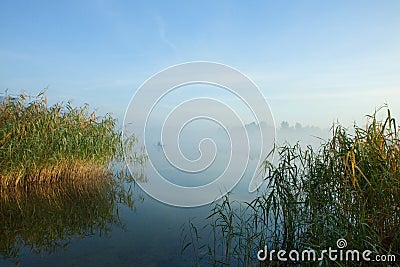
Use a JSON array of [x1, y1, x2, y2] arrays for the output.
[[0, 171, 140, 262]]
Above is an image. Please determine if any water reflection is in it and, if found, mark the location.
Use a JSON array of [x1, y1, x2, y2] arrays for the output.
[[0, 172, 138, 262]]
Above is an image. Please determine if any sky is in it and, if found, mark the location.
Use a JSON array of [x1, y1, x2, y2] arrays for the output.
[[1, 0, 400, 129]]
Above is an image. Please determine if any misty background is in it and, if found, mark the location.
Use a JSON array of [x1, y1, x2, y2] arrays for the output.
[[1, 1, 399, 130]]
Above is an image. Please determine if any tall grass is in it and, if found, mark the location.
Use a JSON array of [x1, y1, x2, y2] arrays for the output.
[[0, 91, 121, 187], [182, 108, 400, 266]]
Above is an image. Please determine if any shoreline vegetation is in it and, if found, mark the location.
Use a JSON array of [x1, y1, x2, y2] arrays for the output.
[[0, 91, 143, 261], [0, 91, 121, 188], [182, 107, 400, 266]]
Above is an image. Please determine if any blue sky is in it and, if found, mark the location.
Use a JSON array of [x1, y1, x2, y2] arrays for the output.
[[1, 0, 399, 128]]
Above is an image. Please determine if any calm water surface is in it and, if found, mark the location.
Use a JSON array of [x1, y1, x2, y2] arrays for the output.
[[0, 151, 259, 266]]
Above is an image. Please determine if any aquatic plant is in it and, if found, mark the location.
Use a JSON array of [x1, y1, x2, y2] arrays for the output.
[[0, 90, 148, 264], [182, 107, 400, 266], [0, 91, 121, 187]]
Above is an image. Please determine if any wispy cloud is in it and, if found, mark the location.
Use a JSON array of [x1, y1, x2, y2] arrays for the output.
[[155, 15, 177, 52]]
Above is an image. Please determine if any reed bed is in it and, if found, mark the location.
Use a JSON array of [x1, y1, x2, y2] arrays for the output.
[[0, 91, 147, 263], [0, 91, 121, 187], [182, 108, 400, 266]]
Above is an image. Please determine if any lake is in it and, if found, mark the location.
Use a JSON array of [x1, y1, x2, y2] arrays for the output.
[[0, 145, 263, 266], [0, 122, 331, 266]]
